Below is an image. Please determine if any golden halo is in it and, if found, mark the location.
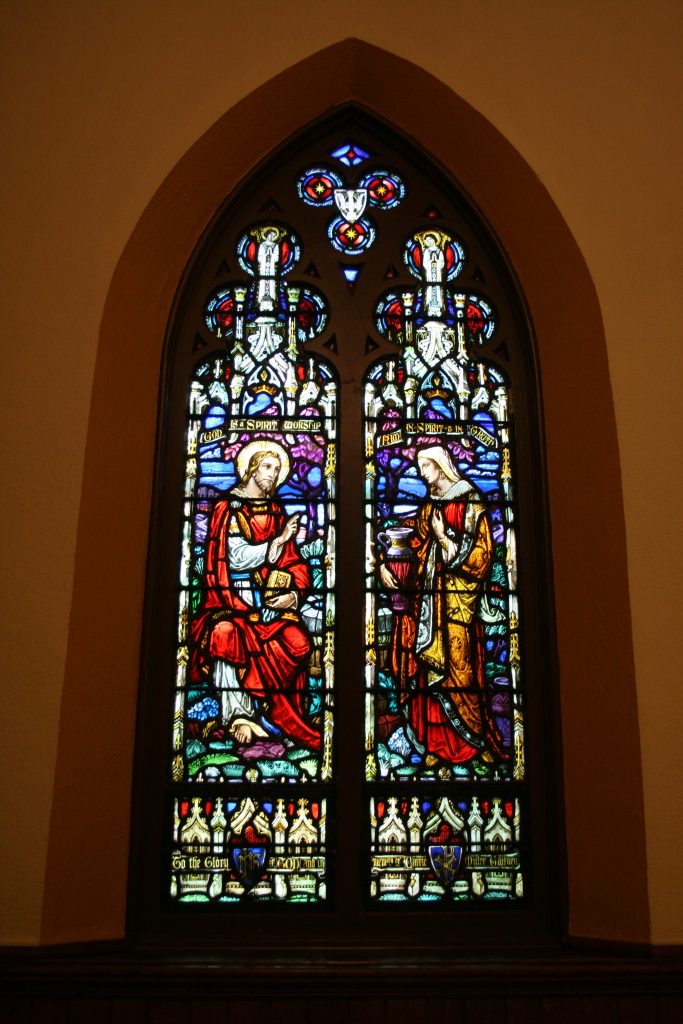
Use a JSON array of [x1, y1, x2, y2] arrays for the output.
[[236, 439, 290, 488]]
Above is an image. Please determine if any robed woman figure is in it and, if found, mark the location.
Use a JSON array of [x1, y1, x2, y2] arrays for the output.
[[381, 445, 507, 766]]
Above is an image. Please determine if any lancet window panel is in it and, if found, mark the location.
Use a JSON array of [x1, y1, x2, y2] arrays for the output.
[[363, 222, 526, 904], [170, 222, 338, 904]]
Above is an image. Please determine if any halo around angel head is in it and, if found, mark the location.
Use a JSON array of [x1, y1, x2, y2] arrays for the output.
[[236, 439, 291, 489]]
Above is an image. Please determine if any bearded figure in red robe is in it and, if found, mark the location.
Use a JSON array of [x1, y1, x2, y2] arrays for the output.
[[191, 440, 320, 751], [381, 445, 506, 766]]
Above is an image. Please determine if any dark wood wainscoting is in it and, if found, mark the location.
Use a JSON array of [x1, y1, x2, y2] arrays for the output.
[[2, 945, 682, 1022]]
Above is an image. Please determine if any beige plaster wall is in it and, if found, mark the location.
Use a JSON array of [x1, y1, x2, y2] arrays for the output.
[[1, 0, 681, 945]]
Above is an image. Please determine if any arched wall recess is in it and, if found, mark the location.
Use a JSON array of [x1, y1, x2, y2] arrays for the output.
[[42, 40, 648, 947]]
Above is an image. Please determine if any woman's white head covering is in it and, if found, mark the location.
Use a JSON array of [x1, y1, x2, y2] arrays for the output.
[[416, 445, 461, 483]]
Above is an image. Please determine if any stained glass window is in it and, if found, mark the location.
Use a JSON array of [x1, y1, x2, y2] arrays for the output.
[[365, 228, 524, 902], [136, 114, 554, 939], [171, 224, 336, 902]]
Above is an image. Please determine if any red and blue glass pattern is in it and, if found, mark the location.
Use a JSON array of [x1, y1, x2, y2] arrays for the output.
[[403, 228, 466, 282], [330, 141, 369, 166], [297, 168, 343, 207], [466, 296, 496, 341], [328, 215, 377, 255], [296, 151, 405, 258], [204, 257, 329, 343], [359, 171, 405, 210], [236, 224, 301, 278], [374, 288, 497, 347]]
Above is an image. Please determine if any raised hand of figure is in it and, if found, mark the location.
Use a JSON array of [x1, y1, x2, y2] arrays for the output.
[[280, 513, 300, 544], [380, 564, 399, 590], [431, 507, 446, 541]]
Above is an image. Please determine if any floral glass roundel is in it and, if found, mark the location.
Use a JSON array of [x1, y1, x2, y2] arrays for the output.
[[298, 168, 343, 207], [328, 215, 377, 255], [360, 171, 405, 210]]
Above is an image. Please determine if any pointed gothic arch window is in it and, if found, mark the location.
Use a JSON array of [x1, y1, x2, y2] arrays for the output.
[[130, 110, 561, 949]]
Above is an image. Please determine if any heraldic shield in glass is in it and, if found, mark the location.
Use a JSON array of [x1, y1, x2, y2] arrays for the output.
[[365, 227, 525, 902], [170, 223, 336, 903]]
